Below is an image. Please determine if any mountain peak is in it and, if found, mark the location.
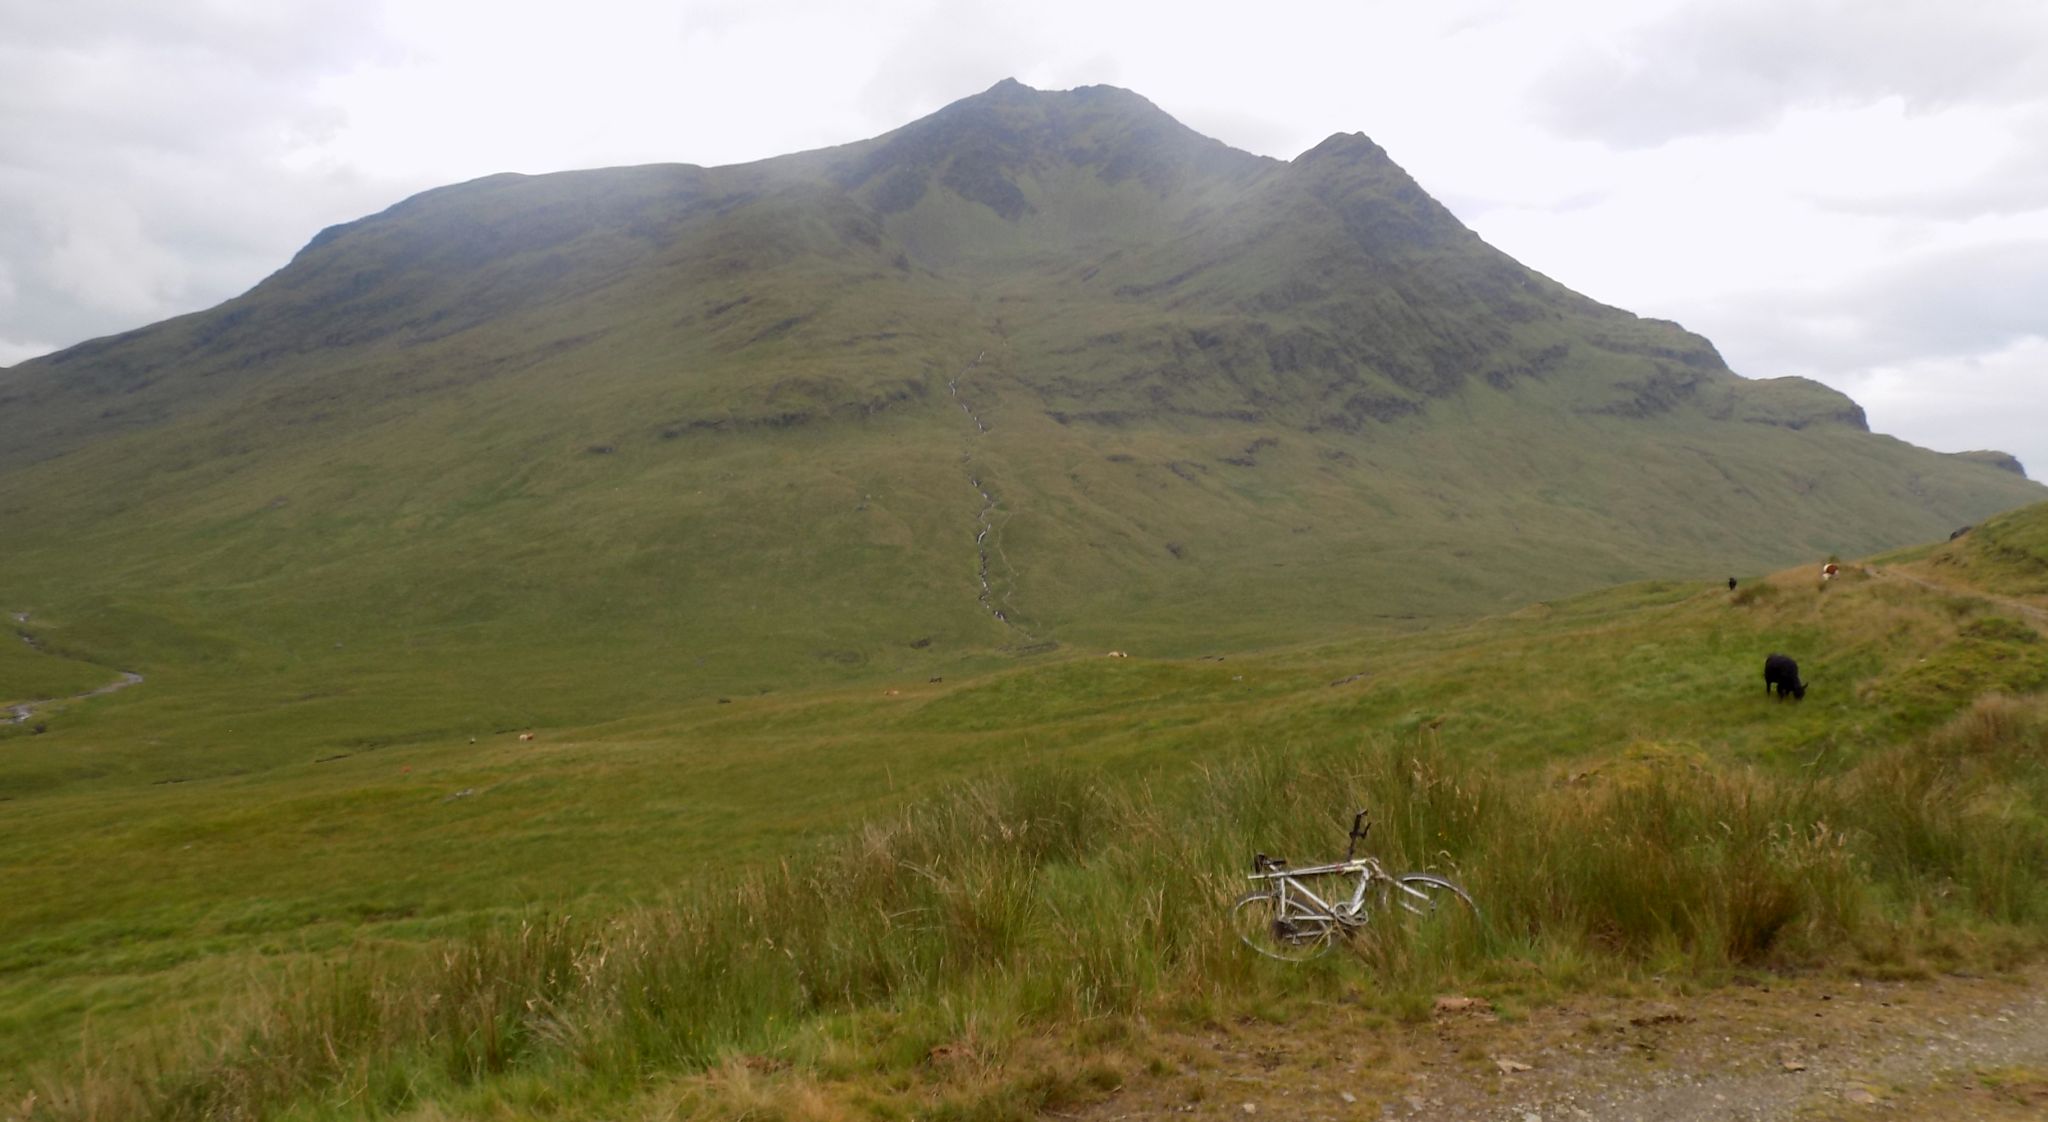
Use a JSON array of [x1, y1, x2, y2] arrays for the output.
[[833, 79, 1264, 218], [978, 76, 1035, 100], [1296, 131, 1394, 166], [957, 77, 1160, 114], [919, 78, 1192, 143]]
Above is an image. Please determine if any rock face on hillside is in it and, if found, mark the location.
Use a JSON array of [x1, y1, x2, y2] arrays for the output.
[[1705, 376, 1870, 431], [0, 80, 2040, 691], [1953, 450, 2028, 476]]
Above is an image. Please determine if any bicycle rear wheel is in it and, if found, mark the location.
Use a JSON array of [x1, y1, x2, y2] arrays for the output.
[[1231, 890, 1338, 961]]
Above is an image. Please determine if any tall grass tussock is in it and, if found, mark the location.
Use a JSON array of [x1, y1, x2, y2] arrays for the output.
[[28, 692, 2048, 1121]]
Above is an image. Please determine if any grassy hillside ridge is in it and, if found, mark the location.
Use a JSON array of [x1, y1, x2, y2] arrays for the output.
[[1908, 504, 2048, 605], [1, 83, 2038, 756], [7, 504, 2048, 1119]]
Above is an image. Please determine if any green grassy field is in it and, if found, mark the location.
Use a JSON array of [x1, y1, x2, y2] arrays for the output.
[[5, 503, 2046, 1120], [6, 82, 2047, 1120]]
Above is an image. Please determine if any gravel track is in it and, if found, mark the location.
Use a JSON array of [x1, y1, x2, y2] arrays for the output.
[[1083, 969, 2048, 1122]]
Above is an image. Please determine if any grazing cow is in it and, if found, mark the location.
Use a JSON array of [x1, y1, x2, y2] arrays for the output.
[[517, 731, 535, 742], [1763, 654, 1806, 701], [1728, 577, 1737, 591]]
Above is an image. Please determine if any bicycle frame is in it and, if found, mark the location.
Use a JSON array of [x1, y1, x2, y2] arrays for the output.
[[1248, 856, 1387, 926], [1248, 808, 1386, 925]]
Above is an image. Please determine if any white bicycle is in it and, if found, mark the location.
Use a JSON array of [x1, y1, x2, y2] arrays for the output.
[[1232, 809, 1479, 961]]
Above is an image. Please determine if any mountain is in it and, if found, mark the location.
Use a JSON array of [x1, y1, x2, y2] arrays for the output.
[[1, 79, 2039, 751]]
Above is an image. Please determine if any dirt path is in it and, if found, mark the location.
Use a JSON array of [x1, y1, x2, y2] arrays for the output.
[[1868, 566, 2048, 627], [1081, 969, 2048, 1121]]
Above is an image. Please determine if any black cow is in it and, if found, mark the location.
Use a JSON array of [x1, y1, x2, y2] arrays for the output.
[[1763, 653, 1806, 701], [1728, 576, 1738, 591]]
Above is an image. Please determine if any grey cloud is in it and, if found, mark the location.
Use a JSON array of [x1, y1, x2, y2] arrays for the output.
[[0, 3, 399, 360], [1534, 0, 2048, 148], [1693, 242, 2048, 471], [1850, 241, 2048, 358], [1690, 238, 2048, 379], [1822, 361, 2048, 477]]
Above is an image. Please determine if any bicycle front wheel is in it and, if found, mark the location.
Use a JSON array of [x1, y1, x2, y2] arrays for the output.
[[1386, 874, 1480, 926], [1231, 890, 1338, 962]]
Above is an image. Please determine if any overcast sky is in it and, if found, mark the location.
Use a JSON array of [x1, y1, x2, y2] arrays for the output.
[[4, 0, 2045, 475]]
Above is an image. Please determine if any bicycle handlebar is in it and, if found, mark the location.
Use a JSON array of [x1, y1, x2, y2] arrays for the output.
[[1252, 810, 1372, 871], [1346, 808, 1370, 859]]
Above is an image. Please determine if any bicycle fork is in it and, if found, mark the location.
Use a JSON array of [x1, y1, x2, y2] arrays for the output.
[[1384, 878, 1435, 916]]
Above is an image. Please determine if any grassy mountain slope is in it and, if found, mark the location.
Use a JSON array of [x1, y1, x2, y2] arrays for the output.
[[0, 78, 2040, 760], [5, 503, 2047, 1118]]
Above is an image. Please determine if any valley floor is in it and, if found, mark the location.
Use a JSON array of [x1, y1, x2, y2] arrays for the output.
[[9, 507, 2048, 1120], [1076, 968, 2048, 1122]]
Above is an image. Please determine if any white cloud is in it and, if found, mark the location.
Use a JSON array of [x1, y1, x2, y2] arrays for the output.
[[1534, 0, 2048, 148], [1688, 238, 2048, 376]]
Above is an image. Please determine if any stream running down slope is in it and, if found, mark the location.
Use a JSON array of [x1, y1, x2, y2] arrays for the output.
[[6, 611, 144, 725], [947, 352, 1032, 635]]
